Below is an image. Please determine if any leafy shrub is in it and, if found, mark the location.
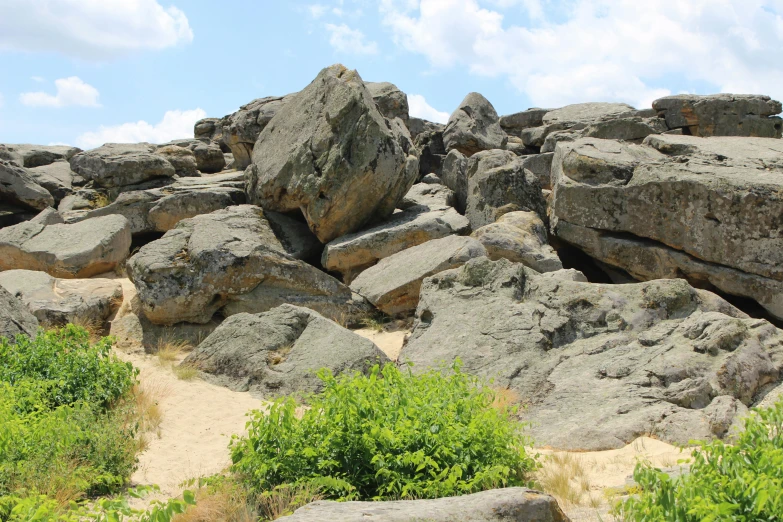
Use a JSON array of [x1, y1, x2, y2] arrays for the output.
[[617, 399, 783, 521], [230, 362, 537, 501]]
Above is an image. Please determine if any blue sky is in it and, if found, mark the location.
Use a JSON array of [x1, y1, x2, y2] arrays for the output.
[[1, 0, 782, 147]]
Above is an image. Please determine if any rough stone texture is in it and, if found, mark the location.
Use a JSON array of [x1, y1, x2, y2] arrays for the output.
[[0, 205, 35, 229], [397, 180, 456, 210], [653, 94, 783, 137], [500, 108, 551, 138], [194, 118, 222, 144], [0, 215, 131, 278], [0, 160, 55, 210], [0, 144, 81, 168], [127, 205, 368, 326], [264, 210, 323, 261], [160, 139, 226, 173], [551, 135, 783, 318], [521, 103, 637, 148], [0, 285, 39, 341], [472, 211, 562, 272], [540, 117, 668, 153], [401, 257, 783, 450], [279, 488, 569, 522], [28, 161, 81, 203], [407, 117, 444, 140], [223, 95, 293, 170], [69, 143, 176, 189], [443, 92, 508, 156], [350, 235, 487, 316], [366, 81, 409, 123], [539, 268, 589, 282], [57, 189, 103, 213], [465, 150, 547, 230], [29, 207, 64, 226], [246, 65, 419, 243], [520, 153, 555, 190], [440, 149, 469, 213], [156, 145, 198, 177], [414, 127, 446, 178], [183, 304, 389, 395], [0, 270, 122, 327]]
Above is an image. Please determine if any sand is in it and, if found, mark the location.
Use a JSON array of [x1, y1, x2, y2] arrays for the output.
[[353, 327, 408, 360]]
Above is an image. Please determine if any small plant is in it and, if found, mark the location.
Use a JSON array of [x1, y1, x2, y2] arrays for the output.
[[536, 453, 592, 507], [156, 339, 192, 365], [266, 344, 293, 366], [230, 361, 537, 502], [173, 363, 199, 381], [359, 311, 391, 333]]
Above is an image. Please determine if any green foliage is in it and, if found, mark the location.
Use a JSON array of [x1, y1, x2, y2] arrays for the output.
[[617, 399, 783, 521], [230, 361, 537, 501]]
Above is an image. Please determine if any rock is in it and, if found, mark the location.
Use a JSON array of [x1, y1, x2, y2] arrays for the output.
[[264, 210, 323, 261], [246, 64, 419, 243], [520, 153, 555, 190], [156, 145, 198, 177], [0, 285, 39, 341], [540, 117, 668, 153], [29, 207, 63, 226], [440, 149, 469, 213], [0, 214, 131, 278], [401, 257, 783, 450], [127, 205, 368, 325], [350, 235, 486, 316], [366, 81, 409, 123], [443, 92, 508, 156], [472, 211, 562, 272], [407, 117, 444, 140], [521, 103, 637, 148], [278, 488, 569, 522], [183, 304, 389, 395], [28, 161, 81, 203], [465, 150, 547, 230], [0, 144, 81, 168], [653, 94, 783, 137], [500, 108, 551, 138], [223, 95, 293, 170], [551, 135, 783, 320], [539, 268, 589, 282], [0, 269, 122, 327], [0, 160, 56, 210], [414, 127, 446, 177], [69, 143, 176, 189], [0, 205, 35, 229], [161, 139, 226, 174], [398, 180, 456, 209]]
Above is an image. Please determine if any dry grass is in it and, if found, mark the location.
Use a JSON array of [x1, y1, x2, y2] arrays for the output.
[[156, 339, 193, 365], [67, 316, 106, 342], [536, 452, 598, 508], [266, 344, 293, 366], [490, 387, 521, 412], [173, 479, 257, 522], [173, 363, 199, 381], [131, 380, 168, 438], [257, 483, 323, 521]]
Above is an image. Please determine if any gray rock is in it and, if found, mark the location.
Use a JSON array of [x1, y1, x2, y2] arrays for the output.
[[127, 205, 368, 325], [521, 102, 637, 148], [366, 81, 409, 123], [441, 149, 469, 213], [540, 117, 668, 153], [29, 207, 63, 226], [0, 269, 122, 327], [500, 108, 551, 137], [246, 64, 419, 243], [0, 144, 81, 168], [653, 94, 783, 137], [401, 257, 783, 450], [0, 285, 39, 341], [156, 145, 198, 177], [0, 214, 131, 278], [443, 93, 508, 156], [407, 117, 444, 140], [162, 139, 226, 173], [414, 126, 446, 177], [264, 210, 323, 261], [350, 235, 486, 316], [0, 204, 35, 229], [223, 95, 293, 170], [183, 304, 389, 395], [278, 488, 569, 522], [0, 160, 55, 210], [397, 181, 456, 210], [69, 143, 176, 189], [472, 211, 562, 272], [194, 117, 222, 142], [28, 160, 81, 203], [520, 153, 554, 190], [539, 268, 589, 282]]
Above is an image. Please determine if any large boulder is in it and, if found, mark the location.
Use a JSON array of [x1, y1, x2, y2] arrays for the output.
[[520, 102, 639, 149], [69, 143, 176, 189], [443, 92, 507, 156], [183, 304, 389, 395], [246, 65, 419, 243], [0, 285, 39, 341], [278, 488, 568, 522], [520, 153, 555, 190], [440, 149, 469, 213], [28, 161, 81, 203], [551, 135, 783, 321], [653, 94, 783, 137], [401, 257, 783, 450], [0, 269, 122, 327], [0, 144, 81, 168], [0, 215, 131, 278], [500, 108, 551, 137], [127, 205, 368, 325], [156, 145, 198, 177], [472, 211, 562, 272], [366, 81, 409, 123], [160, 139, 226, 173], [0, 160, 55, 210], [350, 235, 487, 316], [223, 95, 293, 170]]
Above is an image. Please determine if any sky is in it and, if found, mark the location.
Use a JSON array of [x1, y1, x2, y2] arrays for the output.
[[1, 0, 783, 147]]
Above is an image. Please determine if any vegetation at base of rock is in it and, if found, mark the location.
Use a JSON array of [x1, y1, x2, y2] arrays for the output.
[[617, 399, 783, 521], [229, 361, 537, 501]]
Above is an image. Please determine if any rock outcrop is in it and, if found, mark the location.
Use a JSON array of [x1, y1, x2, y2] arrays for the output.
[[69, 143, 176, 189], [223, 95, 293, 170], [366, 81, 409, 123], [472, 211, 562, 272], [0, 285, 39, 341], [0, 144, 81, 168], [159, 139, 225, 173], [443, 92, 507, 156], [440, 149, 469, 212], [0, 160, 55, 211], [28, 161, 81, 203]]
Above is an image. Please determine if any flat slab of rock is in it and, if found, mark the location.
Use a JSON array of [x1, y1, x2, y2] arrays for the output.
[[1, 160, 55, 210], [0, 214, 131, 278], [0, 285, 39, 341], [500, 108, 551, 138], [0, 144, 81, 168], [350, 235, 486, 316], [443, 92, 507, 156], [653, 94, 782, 137], [223, 95, 293, 170], [401, 257, 783, 450], [0, 269, 122, 327], [69, 143, 176, 189], [28, 161, 80, 203], [472, 211, 562, 272], [184, 304, 389, 396], [521, 103, 640, 148], [127, 205, 368, 325], [159, 139, 226, 173], [278, 488, 568, 522]]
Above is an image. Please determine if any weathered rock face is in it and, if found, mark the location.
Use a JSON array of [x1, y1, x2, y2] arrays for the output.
[[183, 304, 389, 395], [0, 215, 131, 278], [443, 92, 508, 156], [194, 118, 223, 144], [246, 64, 419, 243], [465, 150, 547, 230], [366, 81, 409, 123], [472, 211, 562, 272], [161, 139, 226, 173], [0, 270, 122, 327], [653, 94, 783, 138], [278, 488, 569, 522], [414, 127, 446, 178], [540, 116, 668, 153], [69, 143, 176, 189], [520, 153, 555, 190], [402, 257, 783, 450], [127, 205, 368, 326], [350, 235, 487, 316], [551, 135, 783, 321], [500, 108, 551, 138], [0, 144, 81, 168], [0, 285, 39, 341], [0, 160, 55, 210], [440, 149, 468, 213], [156, 145, 198, 177], [223, 95, 293, 170], [407, 117, 444, 141], [28, 161, 81, 203]]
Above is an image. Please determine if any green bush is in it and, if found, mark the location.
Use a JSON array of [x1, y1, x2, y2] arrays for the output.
[[230, 361, 537, 501], [617, 399, 783, 521]]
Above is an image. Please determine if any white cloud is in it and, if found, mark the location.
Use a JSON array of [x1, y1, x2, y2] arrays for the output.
[[0, 0, 193, 60], [325, 23, 379, 54], [308, 4, 328, 18], [408, 94, 450, 123], [75, 108, 206, 149], [379, 0, 783, 108], [31, 76, 44, 83], [20, 77, 101, 108]]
